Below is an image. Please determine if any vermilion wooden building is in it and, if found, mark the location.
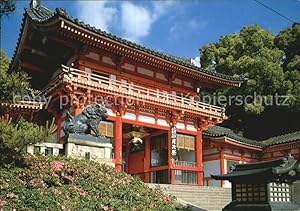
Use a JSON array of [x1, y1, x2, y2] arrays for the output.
[[6, 1, 299, 187]]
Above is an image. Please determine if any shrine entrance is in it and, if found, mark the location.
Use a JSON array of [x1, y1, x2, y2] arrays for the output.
[[119, 123, 197, 184]]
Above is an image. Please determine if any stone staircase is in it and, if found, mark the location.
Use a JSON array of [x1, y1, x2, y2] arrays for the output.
[[148, 184, 231, 211]]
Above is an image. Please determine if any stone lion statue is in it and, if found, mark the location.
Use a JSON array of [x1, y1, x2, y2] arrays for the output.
[[63, 104, 108, 137]]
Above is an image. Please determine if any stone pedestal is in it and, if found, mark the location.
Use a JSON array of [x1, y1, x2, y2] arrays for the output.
[[27, 142, 63, 156], [293, 180, 300, 205], [64, 134, 114, 167]]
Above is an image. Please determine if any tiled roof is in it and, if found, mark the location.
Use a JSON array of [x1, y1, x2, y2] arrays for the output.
[[211, 155, 300, 182], [262, 131, 300, 146], [203, 126, 300, 148], [18, 4, 245, 83], [203, 126, 264, 147]]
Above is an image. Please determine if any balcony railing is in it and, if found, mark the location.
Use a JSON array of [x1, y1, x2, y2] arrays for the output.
[[44, 65, 226, 119], [175, 160, 197, 167]]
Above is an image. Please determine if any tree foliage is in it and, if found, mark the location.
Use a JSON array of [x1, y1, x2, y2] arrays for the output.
[[0, 115, 57, 153], [0, 0, 16, 17], [0, 49, 37, 102], [200, 24, 300, 139]]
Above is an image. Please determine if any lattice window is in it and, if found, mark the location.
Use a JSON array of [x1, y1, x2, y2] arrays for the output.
[[99, 121, 114, 137], [269, 182, 291, 202], [176, 134, 195, 151], [235, 183, 267, 202]]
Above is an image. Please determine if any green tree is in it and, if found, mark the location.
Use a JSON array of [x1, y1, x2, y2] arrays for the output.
[[275, 23, 300, 70], [200, 25, 285, 114], [275, 24, 300, 109], [200, 24, 300, 139], [0, 115, 57, 153], [0, 49, 37, 102], [0, 0, 16, 17]]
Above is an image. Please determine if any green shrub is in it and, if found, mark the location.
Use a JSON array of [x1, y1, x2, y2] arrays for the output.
[[0, 155, 179, 210]]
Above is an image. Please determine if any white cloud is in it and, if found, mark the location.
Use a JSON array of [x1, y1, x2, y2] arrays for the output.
[[75, 0, 117, 32], [152, 1, 174, 20], [168, 19, 207, 41], [75, 1, 175, 42], [191, 56, 201, 67], [120, 1, 174, 42], [120, 2, 152, 42]]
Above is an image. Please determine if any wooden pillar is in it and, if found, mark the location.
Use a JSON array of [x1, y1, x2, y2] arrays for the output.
[[73, 106, 83, 116], [220, 147, 225, 187], [114, 115, 122, 171], [196, 128, 203, 185], [144, 136, 151, 183]]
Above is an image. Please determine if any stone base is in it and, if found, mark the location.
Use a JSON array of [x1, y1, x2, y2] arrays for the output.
[[64, 134, 114, 167], [27, 142, 63, 156]]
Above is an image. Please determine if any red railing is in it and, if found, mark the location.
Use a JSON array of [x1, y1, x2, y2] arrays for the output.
[[44, 65, 226, 119]]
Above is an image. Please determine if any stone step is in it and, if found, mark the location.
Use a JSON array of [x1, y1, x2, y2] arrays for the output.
[[148, 184, 231, 211]]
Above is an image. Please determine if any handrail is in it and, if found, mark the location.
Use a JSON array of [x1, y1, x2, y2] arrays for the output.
[[44, 65, 226, 119], [175, 161, 197, 167]]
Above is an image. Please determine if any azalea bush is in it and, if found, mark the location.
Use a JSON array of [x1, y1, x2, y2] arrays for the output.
[[0, 155, 181, 210]]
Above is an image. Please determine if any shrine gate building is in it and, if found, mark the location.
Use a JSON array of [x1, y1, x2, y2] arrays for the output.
[[7, 1, 246, 186]]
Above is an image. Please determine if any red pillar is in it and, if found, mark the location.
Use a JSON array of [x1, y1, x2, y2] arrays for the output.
[[144, 136, 150, 183], [220, 147, 225, 187], [114, 115, 122, 171], [73, 107, 83, 116], [196, 129, 203, 185]]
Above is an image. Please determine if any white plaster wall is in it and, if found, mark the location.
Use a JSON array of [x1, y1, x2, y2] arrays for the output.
[[138, 115, 155, 124], [176, 122, 185, 129], [122, 112, 136, 120], [186, 124, 197, 132], [157, 119, 168, 126], [122, 63, 135, 71], [203, 160, 221, 187], [223, 159, 232, 188], [107, 108, 116, 117]]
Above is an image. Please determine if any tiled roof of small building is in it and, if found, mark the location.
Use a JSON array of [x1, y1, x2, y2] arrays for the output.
[[262, 131, 300, 146], [204, 126, 300, 148], [211, 155, 300, 182], [203, 126, 264, 147], [12, 4, 245, 83]]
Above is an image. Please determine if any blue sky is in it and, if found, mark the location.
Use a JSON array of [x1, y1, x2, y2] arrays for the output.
[[2, 0, 300, 65]]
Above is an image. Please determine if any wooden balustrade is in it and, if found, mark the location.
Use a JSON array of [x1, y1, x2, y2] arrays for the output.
[[43, 65, 226, 119]]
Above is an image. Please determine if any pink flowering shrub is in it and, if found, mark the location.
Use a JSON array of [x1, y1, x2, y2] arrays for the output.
[[0, 155, 181, 210]]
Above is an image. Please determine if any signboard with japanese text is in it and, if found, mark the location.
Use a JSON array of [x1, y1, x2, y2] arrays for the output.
[[171, 126, 177, 158]]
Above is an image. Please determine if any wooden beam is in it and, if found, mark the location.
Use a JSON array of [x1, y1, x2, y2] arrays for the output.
[[48, 35, 79, 50], [23, 45, 48, 57], [20, 62, 46, 73]]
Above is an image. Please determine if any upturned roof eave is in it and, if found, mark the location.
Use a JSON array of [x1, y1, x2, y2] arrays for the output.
[[9, 5, 245, 87]]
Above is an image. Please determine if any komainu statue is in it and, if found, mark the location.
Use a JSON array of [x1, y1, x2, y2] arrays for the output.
[[63, 104, 108, 137]]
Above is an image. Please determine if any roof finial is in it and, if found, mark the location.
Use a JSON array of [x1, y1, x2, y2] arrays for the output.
[[30, 0, 41, 9]]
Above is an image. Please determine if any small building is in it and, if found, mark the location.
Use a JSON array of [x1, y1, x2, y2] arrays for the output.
[[211, 155, 300, 211], [202, 126, 300, 188]]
